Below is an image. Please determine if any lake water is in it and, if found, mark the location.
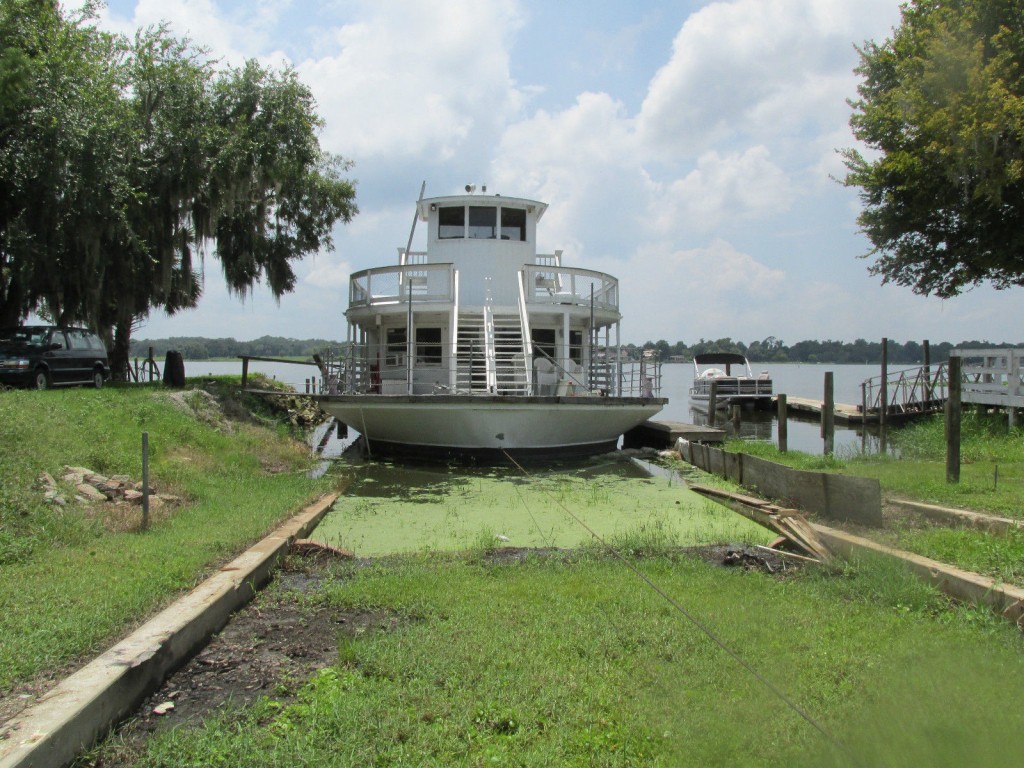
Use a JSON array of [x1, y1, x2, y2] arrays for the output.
[[187, 358, 897, 456]]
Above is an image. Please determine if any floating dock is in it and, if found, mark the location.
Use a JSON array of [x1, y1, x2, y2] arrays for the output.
[[778, 396, 866, 424]]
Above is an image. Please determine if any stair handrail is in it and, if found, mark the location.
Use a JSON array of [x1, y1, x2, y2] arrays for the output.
[[483, 284, 497, 393], [450, 270, 460, 390], [517, 271, 534, 395]]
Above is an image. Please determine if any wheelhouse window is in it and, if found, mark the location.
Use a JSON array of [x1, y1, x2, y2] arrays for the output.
[[438, 206, 464, 239], [416, 327, 442, 365], [500, 207, 526, 241], [385, 327, 406, 366], [468, 206, 497, 239]]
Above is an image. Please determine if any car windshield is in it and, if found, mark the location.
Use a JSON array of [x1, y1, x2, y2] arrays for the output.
[[0, 327, 50, 348]]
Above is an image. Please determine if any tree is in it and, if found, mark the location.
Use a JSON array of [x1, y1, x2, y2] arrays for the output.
[[0, 3, 357, 377], [0, 0, 125, 328], [843, 0, 1024, 297]]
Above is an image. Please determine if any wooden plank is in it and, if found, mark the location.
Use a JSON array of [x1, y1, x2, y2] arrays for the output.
[[689, 483, 832, 562]]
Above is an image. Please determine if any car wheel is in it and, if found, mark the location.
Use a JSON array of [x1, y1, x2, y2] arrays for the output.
[[34, 369, 50, 390], [93, 370, 105, 389]]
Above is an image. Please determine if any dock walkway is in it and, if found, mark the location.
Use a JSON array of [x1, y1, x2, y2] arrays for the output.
[[780, 396, 865, 424]]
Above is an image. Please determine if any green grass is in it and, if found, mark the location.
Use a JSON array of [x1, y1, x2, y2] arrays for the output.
[[732, 410, 1024, 516], [127, 552, 1024, 767], [895, 526, 1024, 585], [0, 379, 334, 690]]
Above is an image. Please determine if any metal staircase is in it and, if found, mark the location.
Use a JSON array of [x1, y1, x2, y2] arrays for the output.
[[454, 307, 530, 394]]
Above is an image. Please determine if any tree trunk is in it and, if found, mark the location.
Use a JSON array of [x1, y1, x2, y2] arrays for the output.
[[110, 319, 133, 382]]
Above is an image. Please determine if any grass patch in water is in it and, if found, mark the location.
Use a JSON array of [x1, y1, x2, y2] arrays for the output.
[[311, 462, 771, 555]]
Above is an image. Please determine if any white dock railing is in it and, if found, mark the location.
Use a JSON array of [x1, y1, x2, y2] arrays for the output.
[[951, 348, 1024, 408]]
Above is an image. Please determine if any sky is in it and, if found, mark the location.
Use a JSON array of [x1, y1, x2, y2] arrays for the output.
[[92, 0, 1024, 347]]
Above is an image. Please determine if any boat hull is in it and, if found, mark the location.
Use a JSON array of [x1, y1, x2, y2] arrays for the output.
[[313, 394, 667, 458]]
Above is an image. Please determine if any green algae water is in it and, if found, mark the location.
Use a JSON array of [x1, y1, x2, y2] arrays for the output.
[[312, 457, 771, 556]]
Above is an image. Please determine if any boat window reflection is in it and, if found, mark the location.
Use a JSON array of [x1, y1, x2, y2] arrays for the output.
[[439, 206, 464, 239], [500, 207, 526, 241], [469, 206, 497, 239]]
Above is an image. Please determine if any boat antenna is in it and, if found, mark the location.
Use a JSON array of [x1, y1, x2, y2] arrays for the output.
[[401, 182, 427, 397], [404, 181, 426, 264]]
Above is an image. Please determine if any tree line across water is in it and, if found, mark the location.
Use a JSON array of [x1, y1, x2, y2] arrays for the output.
[[131, 335, 1024, 365], [641, 337, 1024, 364]]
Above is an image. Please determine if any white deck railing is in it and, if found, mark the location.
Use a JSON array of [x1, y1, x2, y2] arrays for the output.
[[521, 265, 618, 311], [349, 263, 455, 307], [951, 348, 1024, 408]]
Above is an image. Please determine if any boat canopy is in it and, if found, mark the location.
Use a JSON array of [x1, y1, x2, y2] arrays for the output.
[[693, 352, 748, 366]]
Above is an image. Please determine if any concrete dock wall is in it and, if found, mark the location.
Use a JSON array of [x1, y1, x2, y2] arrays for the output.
[[677, 439, 883, 527]]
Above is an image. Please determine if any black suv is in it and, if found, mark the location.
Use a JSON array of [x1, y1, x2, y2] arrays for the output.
[[0, 326, 111, 390]]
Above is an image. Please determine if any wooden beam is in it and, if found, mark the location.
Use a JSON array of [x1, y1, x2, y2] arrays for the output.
[[689, 483, 832, 563]]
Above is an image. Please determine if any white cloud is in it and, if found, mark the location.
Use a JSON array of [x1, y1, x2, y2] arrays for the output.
[[636, 0, 902, 158], [301, 254, 352, 291], [297, 1, 526, 162], [98, 0, 252, 65], [652, 147, 794, 234]]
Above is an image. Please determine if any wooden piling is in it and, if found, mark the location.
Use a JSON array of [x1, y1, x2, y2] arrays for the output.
[[880, 337, 888, 452], [708, 380, 718, 427], [730, 404, 741, 427], [777, 394, 788, 453], [141, 432, 149, 531], [823, 372, 835, 456], [946, 355, 961, 483], [923, 339, 930, 386], [241, 356, 249, 388], [860, 382, 867, 452]]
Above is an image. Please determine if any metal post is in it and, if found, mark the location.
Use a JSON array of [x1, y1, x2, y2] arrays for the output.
[[406, 280, 414, 395], [141, 432, 150, 531]]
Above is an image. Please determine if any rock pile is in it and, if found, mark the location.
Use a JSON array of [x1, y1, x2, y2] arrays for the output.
[[35, 465, 181, 508]]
